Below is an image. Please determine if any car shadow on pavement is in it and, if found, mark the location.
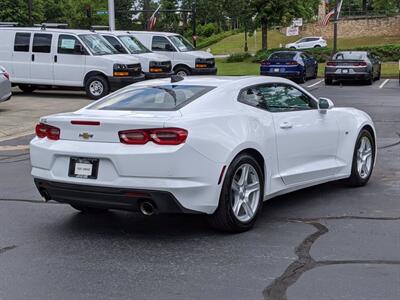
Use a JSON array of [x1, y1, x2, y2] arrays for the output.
[[12, 90, 87, 100], [49, 180, 348, 238]]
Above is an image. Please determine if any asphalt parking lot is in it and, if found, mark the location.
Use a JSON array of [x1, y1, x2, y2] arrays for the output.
[[0, 79, 399, 300]]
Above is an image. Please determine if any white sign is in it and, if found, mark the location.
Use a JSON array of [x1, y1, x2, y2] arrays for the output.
[[61, 39, 76, 49], [286, 26, 299, 37], [292, 18, 303, 27], [74, 162, 93, 176]]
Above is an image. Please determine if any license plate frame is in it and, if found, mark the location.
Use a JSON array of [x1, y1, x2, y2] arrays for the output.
[[68, 157, 99, 179]]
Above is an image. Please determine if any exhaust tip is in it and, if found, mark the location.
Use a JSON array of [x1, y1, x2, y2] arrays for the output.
[[40, 189, 51, 202], [139, 201, 155, 216]]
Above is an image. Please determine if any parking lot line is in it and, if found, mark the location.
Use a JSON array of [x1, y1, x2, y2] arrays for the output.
[[379, 79, 390, 89], [307, 79, 323, 88]]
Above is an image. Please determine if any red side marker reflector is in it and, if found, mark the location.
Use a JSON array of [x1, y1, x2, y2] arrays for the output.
[[71, 120, 100, 126], [218, 166, 227, 185]]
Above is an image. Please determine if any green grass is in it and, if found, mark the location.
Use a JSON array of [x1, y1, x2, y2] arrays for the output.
[[216, 59, 399, 78], [207, 30, 400, 55]]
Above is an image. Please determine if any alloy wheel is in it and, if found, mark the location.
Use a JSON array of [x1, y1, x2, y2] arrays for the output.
[[230, 163, 261, 222], [357, 136, 373, 179]]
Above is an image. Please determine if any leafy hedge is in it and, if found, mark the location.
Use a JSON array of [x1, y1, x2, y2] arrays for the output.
[[253, 44, 400, 63], [226, 52, 252, 63], [196, 30, 240, 50]]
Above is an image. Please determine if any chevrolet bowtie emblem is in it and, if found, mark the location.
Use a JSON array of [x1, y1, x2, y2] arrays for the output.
[[79, 132, 93, 140]]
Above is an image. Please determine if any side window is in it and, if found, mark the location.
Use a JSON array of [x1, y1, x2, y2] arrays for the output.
[[152, 36, 174, 51], [14, 32, 31, 52], [102, 36, 127, 54], [33, 33, 52, 53], [239, 84, 317, 112], [300, 53, 308, 60], [58, 34, 83, 55]]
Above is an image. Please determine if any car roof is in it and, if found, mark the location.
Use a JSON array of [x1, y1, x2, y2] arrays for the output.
[[124, 31, 179, 37], [336, 51, 367, 54], [129, 76, 295, 89], [0, 27, 95, 35]]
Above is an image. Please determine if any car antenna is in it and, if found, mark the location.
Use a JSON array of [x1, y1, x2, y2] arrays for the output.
[[171, 75, 184, 83]]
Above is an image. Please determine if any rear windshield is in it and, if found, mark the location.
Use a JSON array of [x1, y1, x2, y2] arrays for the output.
[[334, 52, 366, 60], [269, 52, 296, 60], [89, 85, 215, 111]]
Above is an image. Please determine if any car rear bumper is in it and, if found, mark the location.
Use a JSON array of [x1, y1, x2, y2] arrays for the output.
[[34, 179, 198, 214], [260, 71, 302, 78], [0, 92, 11, 103], [108, 74, 146, 91], [30, 138, 223, 214], [190, 67, 217, 75], [325, 71, 370, 81]]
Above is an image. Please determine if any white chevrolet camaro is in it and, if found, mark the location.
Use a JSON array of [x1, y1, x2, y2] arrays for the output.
[[30, 76, 376, 232]]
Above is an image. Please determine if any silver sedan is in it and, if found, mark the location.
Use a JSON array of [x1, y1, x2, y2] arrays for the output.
[[0, 66, 11, 103]]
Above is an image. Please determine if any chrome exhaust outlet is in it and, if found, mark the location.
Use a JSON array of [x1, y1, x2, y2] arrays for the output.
[[139, 201, 155, 216], [40, 189, 51, 202]]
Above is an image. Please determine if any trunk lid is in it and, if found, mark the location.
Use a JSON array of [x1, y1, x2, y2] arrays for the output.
[[42, 110, 181, 143]]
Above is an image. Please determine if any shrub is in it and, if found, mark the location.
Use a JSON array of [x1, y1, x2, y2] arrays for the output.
[[196, 30, 240, 49], [197, 23, 218, 38], [253, 44, 400, 63], [226, 52, 252, 63]]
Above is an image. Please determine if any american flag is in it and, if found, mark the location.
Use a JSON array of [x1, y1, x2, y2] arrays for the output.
[[319, 0, 343, 26], [148, 5, 161, 30]]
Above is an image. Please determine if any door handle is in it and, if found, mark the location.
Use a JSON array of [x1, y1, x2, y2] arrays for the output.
[[54, 55, 57, 63], [280, 121, 293, 129], [31, 54, 35, 62]]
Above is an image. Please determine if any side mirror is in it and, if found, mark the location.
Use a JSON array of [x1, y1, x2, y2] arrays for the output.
[[318, 97, 334, 112], [165, 44, 175, 52], [74, 44, 84, 54], [114, 44, 126, 54]]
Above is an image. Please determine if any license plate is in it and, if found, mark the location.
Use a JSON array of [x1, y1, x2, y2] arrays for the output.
[[274, 68, 280, 72], [68, 157, 99, 179]]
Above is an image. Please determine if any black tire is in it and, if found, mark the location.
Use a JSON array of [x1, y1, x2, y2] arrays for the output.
[[366, 73, 373, 85], [174, 66, 191, 77], [325, 77, 333, 85], [85, 75, 110, 100], [208, 154, 264, 233], [19, 84, 36, 93], [344, 129, 375, 187], [314, 45, 321, 48], [70, 204, 108, 214], [289, 47, 296, 50], [311, 66, 318, 79], [298, 71, 307, 84]]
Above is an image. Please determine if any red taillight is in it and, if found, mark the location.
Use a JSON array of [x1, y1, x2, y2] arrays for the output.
[[261, 60, 271, 66], [353, 62, 367, 67], [327, 62, 337, 66], [119, 130, 150, 145], [286, 61, 298, 65], [35, 123, 60, 140], [119, 128, 188, 145], [3, 72, 9, 80], [71, 120, 100, 126]]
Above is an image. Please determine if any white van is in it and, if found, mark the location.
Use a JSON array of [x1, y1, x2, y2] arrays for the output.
[[0, 27, 145, 99], [98, 31, 173, 79], [130, 31, 217, 76]]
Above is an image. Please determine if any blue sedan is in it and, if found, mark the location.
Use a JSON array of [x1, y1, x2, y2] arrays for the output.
[[260, 51, 318, 83]]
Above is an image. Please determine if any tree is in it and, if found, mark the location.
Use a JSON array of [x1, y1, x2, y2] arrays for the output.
[[251, 0, 320, 50]]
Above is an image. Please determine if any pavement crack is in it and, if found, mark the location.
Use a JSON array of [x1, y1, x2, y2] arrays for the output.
[[0, 245, 17, 254], [263, 222, 327, 300], [378, 132, 400, 150], [264, 217, 400, 300]]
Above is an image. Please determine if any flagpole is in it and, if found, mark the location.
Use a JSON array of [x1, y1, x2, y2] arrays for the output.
[[108, 0, 116, 31], [333, 0, 338, 54]]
